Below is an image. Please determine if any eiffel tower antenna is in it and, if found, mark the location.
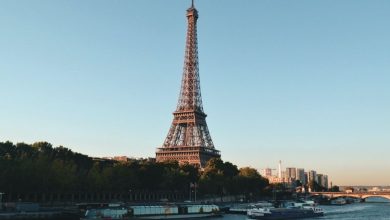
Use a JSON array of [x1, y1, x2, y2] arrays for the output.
[[156, 1, 220, 168]]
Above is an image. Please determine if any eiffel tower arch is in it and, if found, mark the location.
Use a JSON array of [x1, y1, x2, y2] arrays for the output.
[[156, 1, 221, 168]]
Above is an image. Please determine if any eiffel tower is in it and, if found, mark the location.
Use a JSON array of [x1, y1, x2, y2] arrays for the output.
[[156, 1, 221, 168]]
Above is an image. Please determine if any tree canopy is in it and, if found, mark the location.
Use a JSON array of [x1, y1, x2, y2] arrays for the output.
[[0, 141, 269, 200]]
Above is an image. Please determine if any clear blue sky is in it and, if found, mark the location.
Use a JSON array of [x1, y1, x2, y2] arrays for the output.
[[1, 0, 389, 186]]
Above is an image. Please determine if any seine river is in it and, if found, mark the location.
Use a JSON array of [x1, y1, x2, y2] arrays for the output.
[[217, 201, 390, 220]]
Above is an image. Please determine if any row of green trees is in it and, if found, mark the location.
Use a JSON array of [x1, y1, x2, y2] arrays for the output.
[[0, 141, 269, 199]]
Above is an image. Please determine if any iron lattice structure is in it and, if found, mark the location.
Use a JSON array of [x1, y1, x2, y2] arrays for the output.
[[156, 2, 220, 168]]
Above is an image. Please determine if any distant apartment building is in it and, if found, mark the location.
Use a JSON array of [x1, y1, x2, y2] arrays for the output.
[[345, 187, 355, 193], [368, 187, 382, 192], [317, 174, 323, 186], [322, 175, 328, 189], [263, 168, 273, 177], [281, 171, 286, 180], [304, 172, 308, 185], [296, 168, 305, 185], [308, 170, 317, 183], [286, 167, 297, 179], [266, 176, 286, 184]]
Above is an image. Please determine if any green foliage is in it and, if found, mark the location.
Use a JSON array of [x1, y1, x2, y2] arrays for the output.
[[235, 167, 269, 199], [330, 185, 340, 192], [198, 158, 268, 199], [0, 141, 269, 199], [0, 141, 202, 193], [0, 141, 93, 193], [308, 180, 326, 192]]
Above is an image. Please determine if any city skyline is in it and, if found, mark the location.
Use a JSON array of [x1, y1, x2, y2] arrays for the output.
[[1, 0, 389, 186], [262, 161, 329, 187]]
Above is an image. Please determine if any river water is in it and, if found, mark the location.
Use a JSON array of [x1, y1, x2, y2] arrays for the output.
[[217, 202, 390, 220]]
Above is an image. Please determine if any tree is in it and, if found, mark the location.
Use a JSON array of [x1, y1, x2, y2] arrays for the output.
[[0, 141, 270, 202], [235, 167, 269, 200], [199, 158, 225, 196], [308, 180, 324, 192], [330, 185, 340, 192]]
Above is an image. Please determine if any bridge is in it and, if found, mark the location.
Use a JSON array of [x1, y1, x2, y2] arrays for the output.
[[310, 191, 390, 200]]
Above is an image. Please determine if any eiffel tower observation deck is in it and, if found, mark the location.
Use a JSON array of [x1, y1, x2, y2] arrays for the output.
[[156, 1, 221, 168]]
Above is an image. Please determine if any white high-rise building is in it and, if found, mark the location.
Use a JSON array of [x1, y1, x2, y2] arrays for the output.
[[278, 160, 282, 178]]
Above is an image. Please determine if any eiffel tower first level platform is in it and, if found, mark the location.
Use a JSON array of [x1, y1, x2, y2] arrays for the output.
[[156, 2, 221, 168], [156, 145, 220, 168]]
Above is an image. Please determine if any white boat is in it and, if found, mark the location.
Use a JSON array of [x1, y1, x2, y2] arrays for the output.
[[247, 206, 324, 219], [83, 206, 130, 219], [228, 201, 273, 214], [281, 200, 316, 208], [82, 204, 221, 220], [330, 198, 347, 205]]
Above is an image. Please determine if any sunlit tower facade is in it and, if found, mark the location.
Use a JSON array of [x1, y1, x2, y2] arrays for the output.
[[156, 1, 220, 167]]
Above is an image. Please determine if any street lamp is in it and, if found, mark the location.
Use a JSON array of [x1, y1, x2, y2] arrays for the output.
[[189, 183, 198, 202], [0, 192, 4, 211], [128, 190, 132, 202]]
